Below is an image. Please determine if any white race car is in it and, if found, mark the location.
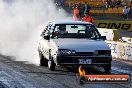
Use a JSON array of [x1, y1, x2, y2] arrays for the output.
[[38, 21, 112, 73]]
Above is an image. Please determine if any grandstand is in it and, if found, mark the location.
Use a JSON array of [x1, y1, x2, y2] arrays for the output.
[[89, 7, 123, 14], [63, 0, 132, 20], [65, 0, 104, 8], [65, 0, 132, 14], [54, 0, 132, 42]]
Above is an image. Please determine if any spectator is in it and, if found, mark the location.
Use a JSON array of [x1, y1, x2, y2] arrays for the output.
[[105, 1, 109, 8], [115, 0, 122, 8], [78, 2, 83, 17], [72, 3, 75, 9], [83, 2, 91, 15], [111, 0, 116, 8], [73, 5, 79, 15], [73, 14, 81, 21], [107, 0, 112, 8], [82, 12, 94, 24], [129, 6, 132, 18], [122, 0, 127, 6], [122, 6, 129, 19]]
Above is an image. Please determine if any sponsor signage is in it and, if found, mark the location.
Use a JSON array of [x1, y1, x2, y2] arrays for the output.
[[95, 20, 132, 31], [106, 41, 132, 61]]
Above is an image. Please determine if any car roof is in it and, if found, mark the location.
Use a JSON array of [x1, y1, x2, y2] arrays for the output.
[[50, 20, 94, 25]]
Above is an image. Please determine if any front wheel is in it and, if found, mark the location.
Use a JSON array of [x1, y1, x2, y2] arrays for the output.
[[39, 51, 48, 66], [48, 57, 55, 71], [104, 63, 111, 73]]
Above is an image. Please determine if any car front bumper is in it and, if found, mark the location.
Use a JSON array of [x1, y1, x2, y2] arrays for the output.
[[56, 55, 112, 67]]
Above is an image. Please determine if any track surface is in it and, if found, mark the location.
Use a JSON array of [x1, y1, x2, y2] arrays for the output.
[[0, 55, 131, 88]]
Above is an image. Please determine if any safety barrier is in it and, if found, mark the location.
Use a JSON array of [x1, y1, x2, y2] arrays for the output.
[[106, 41, 132, 61], [121, 37, 132, 43], [97, 28, 120, 41], [97, 28, 132, 60]]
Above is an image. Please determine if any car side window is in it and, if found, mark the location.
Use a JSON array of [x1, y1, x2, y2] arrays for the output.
[[51, 25, 68, 39], [45, 30, 51, 36], [41, 26, 48, 37], [41, 24, 54, 37]]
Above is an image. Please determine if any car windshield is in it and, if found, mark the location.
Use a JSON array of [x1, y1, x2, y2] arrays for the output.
[[51, 24, 101, 39]]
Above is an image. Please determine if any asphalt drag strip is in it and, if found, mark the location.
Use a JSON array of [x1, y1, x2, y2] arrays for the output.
[[0, 55, 131, 88]]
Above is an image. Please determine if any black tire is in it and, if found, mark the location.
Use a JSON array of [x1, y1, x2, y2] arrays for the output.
[[39, 51, 48, 66], [79, 76, 86, 85], [104, 63, 111, 73], [48, 56, 55, 71]]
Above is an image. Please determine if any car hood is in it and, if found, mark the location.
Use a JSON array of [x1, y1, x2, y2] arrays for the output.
[[53, 39, 110, 52]]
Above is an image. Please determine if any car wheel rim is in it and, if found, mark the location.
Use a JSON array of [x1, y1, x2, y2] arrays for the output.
[[48, 60, 51, 68]]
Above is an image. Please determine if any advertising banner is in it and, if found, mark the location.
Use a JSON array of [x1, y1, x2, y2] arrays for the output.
[[106, 41, 132, 61], [95, 20, 132, 31]]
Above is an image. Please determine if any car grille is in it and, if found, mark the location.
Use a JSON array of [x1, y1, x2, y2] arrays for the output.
[[74, 50, 111, 56], [75, 52, 94, 56]]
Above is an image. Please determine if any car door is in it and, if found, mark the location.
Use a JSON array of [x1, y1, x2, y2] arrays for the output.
[[47, 25, 58, 61]]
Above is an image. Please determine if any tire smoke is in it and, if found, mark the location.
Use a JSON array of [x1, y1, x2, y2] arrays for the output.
[[0, 0, 70, 65]]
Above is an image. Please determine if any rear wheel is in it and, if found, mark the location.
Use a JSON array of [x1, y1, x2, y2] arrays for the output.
[[104, 63, 111, 73], [39, 51, 48, 66]]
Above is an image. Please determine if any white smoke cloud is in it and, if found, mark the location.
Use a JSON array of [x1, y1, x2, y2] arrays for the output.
[[0, 0, 71, 65]]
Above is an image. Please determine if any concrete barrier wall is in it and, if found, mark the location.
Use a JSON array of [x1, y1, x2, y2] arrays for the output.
[[97, 28, 120, 41], [106, 41, 132, 61], [97, 27, 132, 60], [121, 37, 132, 43]]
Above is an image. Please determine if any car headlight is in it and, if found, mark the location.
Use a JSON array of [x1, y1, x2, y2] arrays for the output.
[[94, 50, 98, 55], [94, 50, 111, 55], [58, 49, 76, 55]]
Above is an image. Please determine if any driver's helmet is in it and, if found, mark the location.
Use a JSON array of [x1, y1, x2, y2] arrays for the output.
[[58, 25, 67, 34]]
